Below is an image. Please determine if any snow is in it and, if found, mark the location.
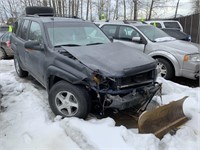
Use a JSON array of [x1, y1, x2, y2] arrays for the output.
[[0, 60, 200, 150], [155, 37, 176, 42]]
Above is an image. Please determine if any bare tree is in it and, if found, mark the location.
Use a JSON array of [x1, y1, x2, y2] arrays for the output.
[[90, 0, 92, 20], [72, 0, 75, 16], [148, 0, 154, 20], [52, 0, 56, 14], [192, 0, 200, 14], [58, 0, 62, 16], [113, 0, 119, 20], [133, 0, 138, 20], [43, 0, 47, 6], [80, 0, 83, 18], [174, 0, 180, 18], [86, 0, 89, 20], [123, 0, 126, 20], [148, 0, 173, 20], [76, 0, 80, 16], [68, 0, 71, 16]]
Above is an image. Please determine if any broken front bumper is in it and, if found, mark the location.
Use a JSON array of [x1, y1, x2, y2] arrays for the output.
[[103, 83, 161, 111]]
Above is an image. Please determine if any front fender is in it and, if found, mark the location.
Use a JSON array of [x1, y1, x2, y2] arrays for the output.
[[45, 66, 89, 91], [148, 50, 181, 76]]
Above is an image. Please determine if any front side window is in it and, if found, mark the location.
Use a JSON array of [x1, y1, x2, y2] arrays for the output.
[[20, 20, 29, 40], [119, 26, 140, 41], [101, 25, 117, 38], [28, 21, 42, 43], [45, 23, 110, 47]]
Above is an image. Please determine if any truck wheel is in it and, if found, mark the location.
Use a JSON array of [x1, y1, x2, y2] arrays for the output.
[[0, 49, 6, 59], [49, 81, 91, 119], [14, 56, 28, 77], [157, 58, 174, 80]]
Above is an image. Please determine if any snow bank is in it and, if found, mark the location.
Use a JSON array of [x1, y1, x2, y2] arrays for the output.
[[0, 60, 200, 150], [0, 60, 80, 150]]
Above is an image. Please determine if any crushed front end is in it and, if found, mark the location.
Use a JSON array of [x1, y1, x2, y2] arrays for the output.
[[91, 68, 161, 114]]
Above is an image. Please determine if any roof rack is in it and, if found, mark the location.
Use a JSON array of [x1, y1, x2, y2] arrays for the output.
[[25, 6, 54, 17], [105, 20, 130, 24]]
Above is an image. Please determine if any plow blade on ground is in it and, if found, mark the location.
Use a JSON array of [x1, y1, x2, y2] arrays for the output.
[[138, 96, 188, 139]]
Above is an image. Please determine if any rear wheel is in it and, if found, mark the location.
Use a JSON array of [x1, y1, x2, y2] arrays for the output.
[[14, 55, 28, 77], [157, 58, 174, 80], [0, 49, 6, 59], [49, 81, 91, 119]]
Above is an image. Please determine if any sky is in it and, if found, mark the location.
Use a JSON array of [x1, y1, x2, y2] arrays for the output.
[[0, 0, 195, 22], [0, 59, 200, 150], [136, 0, 193, 19], [165, 0, 193, 18]]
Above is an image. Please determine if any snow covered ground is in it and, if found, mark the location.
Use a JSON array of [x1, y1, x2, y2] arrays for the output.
[[0, 60, 200, 150]]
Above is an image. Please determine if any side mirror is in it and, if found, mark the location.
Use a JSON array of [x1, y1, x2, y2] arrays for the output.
[[24, 40, 43, 51], [108, 36, 113, 42], [132, 37, 141, 43]]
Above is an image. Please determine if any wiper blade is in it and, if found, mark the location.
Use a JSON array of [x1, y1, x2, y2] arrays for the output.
[[55, 44, 81, 47], [86, 43, 103, 46]]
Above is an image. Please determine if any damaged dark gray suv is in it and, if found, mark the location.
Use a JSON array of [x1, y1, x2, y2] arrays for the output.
[[11, 7, 160, 118]]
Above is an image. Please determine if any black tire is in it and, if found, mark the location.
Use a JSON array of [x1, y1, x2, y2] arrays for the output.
[[157, 58, 174, 80], [14, 55, 28, 77], [49, 81, 91, 119], [0, 49, 6, 59]]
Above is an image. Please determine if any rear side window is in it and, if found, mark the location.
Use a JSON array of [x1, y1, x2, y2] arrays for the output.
[[2, 32, 11, 42], [20, 20, 29, 40], [164, 22, 180, 29], [101, 25, 117, 38]]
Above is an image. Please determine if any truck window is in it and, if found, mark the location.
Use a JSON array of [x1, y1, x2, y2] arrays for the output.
[[19, 20, 30, 40], [28, 21, 42, 43], [150, 22, 162, 28]]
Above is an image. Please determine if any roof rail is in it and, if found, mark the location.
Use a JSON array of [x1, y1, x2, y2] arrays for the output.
[[103, 20, 130, 24], [123, 20, 129, 24]]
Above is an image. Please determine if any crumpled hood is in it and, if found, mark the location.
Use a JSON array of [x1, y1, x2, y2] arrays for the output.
[[157, 40, 200, 54], [62, 42, 156, 77]]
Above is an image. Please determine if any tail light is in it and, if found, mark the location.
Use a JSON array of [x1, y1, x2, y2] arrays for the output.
[[6, 40, 11, 48]]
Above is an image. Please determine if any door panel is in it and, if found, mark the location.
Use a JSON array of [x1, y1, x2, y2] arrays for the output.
[[117, 26, 145, 51], [25, 21, 45, 84]]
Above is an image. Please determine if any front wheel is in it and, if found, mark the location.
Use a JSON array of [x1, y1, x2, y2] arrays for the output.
[[157, 58, 174, 80], [14, 55, 28, 77], [49, 81, 91, 119]]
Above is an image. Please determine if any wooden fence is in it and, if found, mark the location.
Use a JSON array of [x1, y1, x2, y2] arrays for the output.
[[176, 13, 200, 44]]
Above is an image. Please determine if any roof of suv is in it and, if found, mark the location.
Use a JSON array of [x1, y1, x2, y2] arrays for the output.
[[96, 21, 148, 28], [23, 16, 86, 23], [21, 7, 88, 24]]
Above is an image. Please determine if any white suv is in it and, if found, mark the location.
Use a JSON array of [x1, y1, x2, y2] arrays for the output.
[[96, 21, 200, 80], [144, 20, 183, 31]]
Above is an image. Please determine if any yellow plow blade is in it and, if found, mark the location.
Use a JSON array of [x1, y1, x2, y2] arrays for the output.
[[138, 96, 188, 139]]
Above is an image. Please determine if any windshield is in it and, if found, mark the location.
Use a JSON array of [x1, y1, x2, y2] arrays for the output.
[[137, 25, 175, 42], [45, 22, 110, 47]]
